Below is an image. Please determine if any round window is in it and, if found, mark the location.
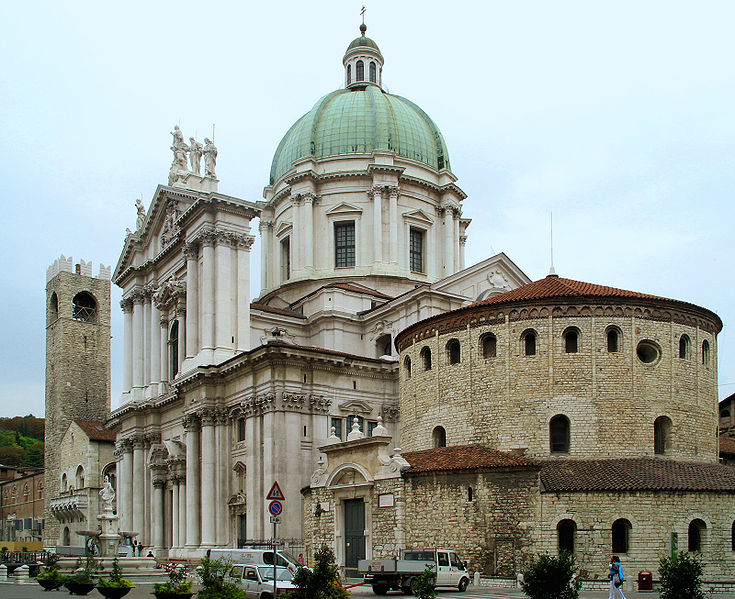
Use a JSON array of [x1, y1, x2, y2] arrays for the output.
[[636, 340, 661, 364]]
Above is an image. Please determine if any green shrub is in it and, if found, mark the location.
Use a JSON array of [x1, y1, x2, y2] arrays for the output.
[[659, 552, 706, 599], [153, 565, 193, 595], [98, 557, 134, 589], [412, 566, 437, 599], [196, 557, 246, 599], [284, 545, 350, 599], [521, 551, 581, 599]]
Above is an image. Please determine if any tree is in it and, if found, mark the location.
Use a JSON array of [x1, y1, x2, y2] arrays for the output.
[[285, 546, 350, 599], [0, 446, 27, 466], [521, 551, 581, 599], [659, 552, 706, 599], [196, 557, 245, 599]]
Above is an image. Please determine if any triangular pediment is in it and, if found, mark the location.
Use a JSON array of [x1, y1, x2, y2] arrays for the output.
[[326, 202, 363, 215], [338, 400, 374, 415], [402, 209, 433, 225], [432, 252, 532, 301], [276, 221, 293, 237]]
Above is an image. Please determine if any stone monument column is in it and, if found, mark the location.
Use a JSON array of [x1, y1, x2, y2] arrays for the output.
[[120, 439, 134, 532], [199, 409, 217, 546], [132, 291, 145, 392], [183, 243, 199, 359], [214, 234, 233, 352], [121, 299, 133, 393], [200, 233, 216, 360], [132, 434, 146, 536], [184, 414, 201, 548], [388, 186, 399, 264], [371, 187, 383, 263]]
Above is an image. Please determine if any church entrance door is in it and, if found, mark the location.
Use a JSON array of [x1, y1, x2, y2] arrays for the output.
[[344, 498, 365, 574]]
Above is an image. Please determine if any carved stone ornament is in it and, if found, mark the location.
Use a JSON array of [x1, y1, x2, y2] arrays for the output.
[[309, 395, 332, 413], [487, 269, 510, 290], [376, 447, 410, 479], [311, 454, 328, 487], [381, 405, 400, 423], [261, 327, 296, 346], [153, 276, 186, 310], [198, 408, 217, 427], [160, 198, 181, 248], [282, 393, 305, 411], [182, 413, 200, 432]]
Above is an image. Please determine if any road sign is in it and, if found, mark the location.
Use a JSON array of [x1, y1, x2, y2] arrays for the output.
[[266, 481, 284, 500], [269, 516, 281, 524], [268, 500, 283, 516]]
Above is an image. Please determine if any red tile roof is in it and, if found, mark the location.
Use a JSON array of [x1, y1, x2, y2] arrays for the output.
[[74, 420, 116, 442], [719, 432, 735, 456], [250, 303, 306, 319], [540, 458, 735, 492], [403, 444, 539, 474], [328, 283, 392, 300]]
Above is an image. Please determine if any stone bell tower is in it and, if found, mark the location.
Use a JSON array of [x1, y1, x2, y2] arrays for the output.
[[43, 256, 111, 547]]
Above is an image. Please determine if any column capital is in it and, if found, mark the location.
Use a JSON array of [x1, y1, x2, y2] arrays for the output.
[[182, 242, 199, 260], [237, 235, 256, 251], [160, 314, 169, 327], [152, 476, 167, 489], [120, 438, 134, 453], [175, 303, 186, 317], [386, 185, 400, 198], [120, 298, 134, 313], [199, 229, 217, 247], [182, 413, 200, 432], [216, 407, 230, 426], [198, 408, 217, 427], [459, 235, 468, 246], [145, 431, 162, 447], [259, 220, 273, 233], [130, 289, 147, 305], [132, 433, 147, 450]]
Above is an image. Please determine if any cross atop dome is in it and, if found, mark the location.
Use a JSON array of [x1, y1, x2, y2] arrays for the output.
[[343, 19, 384, 90]]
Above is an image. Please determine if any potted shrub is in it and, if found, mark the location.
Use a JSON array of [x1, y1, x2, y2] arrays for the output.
[[153, 565, 193, 599], [64, 555, 100, 596], [97, 557, 135, 599], [36, 552, 67, 591], [196, 557, 245, 599]]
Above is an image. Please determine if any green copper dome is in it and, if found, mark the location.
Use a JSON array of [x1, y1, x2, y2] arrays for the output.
[[269, 85, 451, 184], [345, 35, 383, 58]]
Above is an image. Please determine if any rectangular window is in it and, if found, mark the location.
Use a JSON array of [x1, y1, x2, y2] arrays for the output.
[[368, 421, 378, 437], [237, 418, 246, 442], [410, 227, 424, 273], [335, 221, 356, 267], [331, 417, 343, 440], [280, 236, 291, 281]]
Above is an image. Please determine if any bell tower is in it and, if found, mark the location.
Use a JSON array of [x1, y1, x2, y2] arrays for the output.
[[43, 256, 111, 547]]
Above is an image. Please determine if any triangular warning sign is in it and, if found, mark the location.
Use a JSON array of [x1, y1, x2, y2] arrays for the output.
[[266, 481, 284, 500]]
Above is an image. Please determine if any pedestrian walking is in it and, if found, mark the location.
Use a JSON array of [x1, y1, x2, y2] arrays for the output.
[[608, 555, 627, 599]]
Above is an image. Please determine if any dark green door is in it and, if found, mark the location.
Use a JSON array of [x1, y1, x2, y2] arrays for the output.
[[344, 498, 365, 569]]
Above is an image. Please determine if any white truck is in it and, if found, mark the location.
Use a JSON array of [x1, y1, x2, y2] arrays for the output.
[[227, 564, 297, 599], [358, 548, 470, 595]]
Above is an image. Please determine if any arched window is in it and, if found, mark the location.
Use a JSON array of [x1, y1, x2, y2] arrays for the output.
[[481, 333, 497, 358], [369, 61, 376, 82], [62, 526, 70, 546], [467, 487, 473, 502], [654, 416, 672, 455], [564, 328, 579, 353], [731, 521, 735, 551], [75, 465, 85, 489], [550, 415, 570, 453], [446, 339, 461, 364], [523, 330, 537, 356], [679, 335, 690, 359], [346, 64, 351, 85], [557, 519, 576, 554], [72, 291, 97, 322], [169, 320, 179, 380], [356, 60, 364, 81], [404, 356, 412, 378], [432, 426, 446, 448], [607, 327, 620, 353], [612, 519, 631, 553], [688, 519, 706, 552], [49, 292, 59, 319], [702, 340, 710, 366], [376, 334, 392, 357], [61, 473, 67, 493], [421, 346, 432, 371]]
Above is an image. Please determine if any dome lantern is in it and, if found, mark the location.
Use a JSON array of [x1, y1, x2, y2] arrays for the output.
[[343, 24, 384, 90]]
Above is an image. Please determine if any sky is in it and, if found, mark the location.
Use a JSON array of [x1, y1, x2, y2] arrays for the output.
[[0, 1, 733, 418]]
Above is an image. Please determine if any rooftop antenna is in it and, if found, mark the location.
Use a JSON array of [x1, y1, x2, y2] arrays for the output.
[[548, 211, 556, 276]]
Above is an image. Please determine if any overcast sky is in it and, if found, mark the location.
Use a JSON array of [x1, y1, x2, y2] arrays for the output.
[[1, 1, 733, 418]]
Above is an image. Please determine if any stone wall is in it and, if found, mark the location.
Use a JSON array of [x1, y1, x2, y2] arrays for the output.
[[399, 305, 718, 462]]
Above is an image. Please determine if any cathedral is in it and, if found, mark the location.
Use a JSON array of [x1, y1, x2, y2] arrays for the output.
[[47, 24, 733, 586]]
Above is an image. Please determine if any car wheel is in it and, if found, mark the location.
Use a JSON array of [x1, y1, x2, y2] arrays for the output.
[[410, 577, 419, 595], [458, 577, 469, 592], [372, 583, 389, 595]]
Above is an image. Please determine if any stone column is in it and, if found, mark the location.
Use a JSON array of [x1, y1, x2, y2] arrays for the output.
[[236, 236, 255, 351], [215, 409, 230, 545], [259, 221, 271, 290], [121, 299, 133, 393], [171, 477, 179, 549], [200, 233, 216, 357], [132, 435, 146, 536], [371, 187, 383, 263], [303, 194, 316, 270], [215, 234, 233, 352], [120, 439, 134, 533], [150, 300, 161, 394], [183, 243, 199, 359], [388, 186, 399, 264], [459, 235, 467, 271], [291, 195, 302, 274], [184, 414, 200, 547], [143, 292, 151, 389], [454, 212, 460, 272], [199, 409, 217, 547], [176, 305, 186, 374], [152, 477, 166, 552], [159, 314, 168, 392], [132, 292, 145, 391], [178, 477, 187, 550], [443, 206, 455, 275]]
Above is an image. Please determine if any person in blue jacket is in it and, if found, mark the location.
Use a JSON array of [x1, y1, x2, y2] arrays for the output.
[[608, 555, 627, 599]]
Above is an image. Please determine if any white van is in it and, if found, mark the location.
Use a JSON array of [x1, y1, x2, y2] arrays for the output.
[[209, 549, 301, 573], [227, 563, 297, 599]]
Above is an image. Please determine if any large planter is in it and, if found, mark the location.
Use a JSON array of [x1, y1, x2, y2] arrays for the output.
[[153, 593, 194, 599], [96, 586, 133, 599], [65, 580, 97, 595], [37, 576, 64, 591]]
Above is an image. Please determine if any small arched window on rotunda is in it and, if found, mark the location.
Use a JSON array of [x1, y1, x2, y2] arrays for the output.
[[347, 64, 351, 85], [702, 340, 710, 366], [563, 328, 579, 353], [404, 356, 411, 379], [688, 519, 706, 552], [369, 61, 377, 82], [356, 60, 365, 81], [75, 465, 85, 489], [612, 518, 632, 553], [654, 416, 672, 455], [49, 292, 59, 320], [169, 320, 179, 380], [446, 339, 461, 364], [421, 346, 432, 371], [522, 329, 537, 356], [606, 327, 621, 353], [432, 426, 446, 448], [549, 415, 570, 453], [72, 291, 97, 322], [557, 519, 577, 554], [481, 333, 497, 358], [679, 334, 691, 360]]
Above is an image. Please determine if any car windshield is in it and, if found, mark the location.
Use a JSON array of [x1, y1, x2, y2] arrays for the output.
[[279, 551, 299, 567], [258, 567, 293, 582]]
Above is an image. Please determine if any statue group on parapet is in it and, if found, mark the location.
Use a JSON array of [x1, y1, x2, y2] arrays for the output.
[[169, 125, 217, 184]]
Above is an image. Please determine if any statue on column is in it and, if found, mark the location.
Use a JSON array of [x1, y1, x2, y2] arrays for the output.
[[188, 137, 203, 175], [203, 138, 218, 178], [169, 125, 190, 185], [99, 475, 116, 510]]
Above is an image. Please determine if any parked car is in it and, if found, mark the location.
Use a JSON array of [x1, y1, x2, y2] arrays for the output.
[[227, 563, 297, 599]]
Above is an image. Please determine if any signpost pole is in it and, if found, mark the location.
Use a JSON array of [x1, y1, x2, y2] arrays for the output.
[[273, 519, 277, 599]]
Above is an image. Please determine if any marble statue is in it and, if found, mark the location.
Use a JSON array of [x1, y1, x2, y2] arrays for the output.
[[99, 475, 116, 510], [188, 138, 203, 175], [171, 125, 184, 145], [135, 200, 145, 231], [204, 137, 217, 178]]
